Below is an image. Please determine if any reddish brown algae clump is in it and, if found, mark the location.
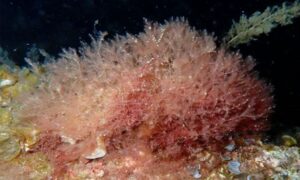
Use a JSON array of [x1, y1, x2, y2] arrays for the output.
[[17, 19, 273, 178]]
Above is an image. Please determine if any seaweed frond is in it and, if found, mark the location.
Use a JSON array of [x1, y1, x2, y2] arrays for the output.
[[224, 1, 300, 48]]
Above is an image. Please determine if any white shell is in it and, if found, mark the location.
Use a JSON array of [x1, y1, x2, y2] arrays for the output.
[[0, 79, 15, 88], [84, 136, 107, 160], [84, 147, 106, 159]]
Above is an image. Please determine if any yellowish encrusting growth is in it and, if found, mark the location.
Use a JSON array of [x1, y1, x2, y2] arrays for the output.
[[0, 66, 40, 157], [0, 62, 48, 178]]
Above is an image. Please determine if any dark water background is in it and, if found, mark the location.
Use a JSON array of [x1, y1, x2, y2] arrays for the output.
[[0, 0, 299, 140]]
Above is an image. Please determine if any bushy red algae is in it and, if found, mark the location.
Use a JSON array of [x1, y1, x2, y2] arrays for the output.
[[17, 19, 273, 177]]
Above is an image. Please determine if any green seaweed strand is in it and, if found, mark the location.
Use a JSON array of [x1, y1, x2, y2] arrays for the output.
[[224, 1, 300, 48]]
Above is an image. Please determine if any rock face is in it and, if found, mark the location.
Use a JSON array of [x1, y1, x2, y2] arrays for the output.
[[17, 19, 273, 177]]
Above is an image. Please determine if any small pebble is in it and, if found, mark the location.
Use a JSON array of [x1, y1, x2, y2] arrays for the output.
[[193, 169, 201, 179], [225, 144, 235, 151], [228, 160, 241, 175]]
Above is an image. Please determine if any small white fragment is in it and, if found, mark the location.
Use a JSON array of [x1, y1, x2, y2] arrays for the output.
[[0, 132, 10, 141], [60, 135, 76, 145], [85, 147, 106, 160], [247, 175, 252, 180], [96, 170, 105, 177], [225, 144, 235, 151], [192, 165, 201, 179], [0, 79, 15, 88], [193, 169, 201, 179], [24, 145, 30, 152]]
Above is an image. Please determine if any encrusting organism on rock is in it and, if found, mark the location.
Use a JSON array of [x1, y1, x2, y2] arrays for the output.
[[16, 19, 273, 178]]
